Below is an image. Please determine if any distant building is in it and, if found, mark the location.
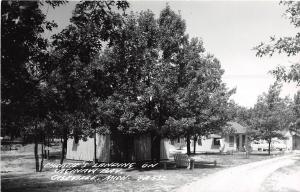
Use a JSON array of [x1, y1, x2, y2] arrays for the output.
[[283, 128, 300, 151], [170, 122, 250, 153], [250, 128, 300, 152], [289, 130, 300, 150]]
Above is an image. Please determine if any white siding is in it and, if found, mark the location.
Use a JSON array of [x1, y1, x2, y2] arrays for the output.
[[67, 134, 170, 161], [195, 137, 223, 153], [66, 136, 95, 161], [170, 134, 249, 153], [66, 134, 110, 162], [160, 139, 170, 160]]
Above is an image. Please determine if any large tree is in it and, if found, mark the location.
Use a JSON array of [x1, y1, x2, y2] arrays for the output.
[[92, 9, 162, 161], [162, 39, 235, 155], [49, 0, 129, 164], [1, 0, 65, 139], [93, 5, 233, 158], [1, 0, 67, 171], [47, 4, 234, 163]]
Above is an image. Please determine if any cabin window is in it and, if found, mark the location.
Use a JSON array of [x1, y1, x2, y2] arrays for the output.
[[213, 138, 220, 146], [229, 136, 234, 147], [198, 138, 202, 146]]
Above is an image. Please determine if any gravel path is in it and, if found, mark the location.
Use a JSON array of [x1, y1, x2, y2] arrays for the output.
[[175, 153, 300, 192]]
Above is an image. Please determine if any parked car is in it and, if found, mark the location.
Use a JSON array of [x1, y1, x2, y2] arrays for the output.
[[272, 140, 286, 151], [251, 140, 287, 151], [251, 140, 266, 151]]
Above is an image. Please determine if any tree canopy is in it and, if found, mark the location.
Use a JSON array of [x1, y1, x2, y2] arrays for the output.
[[2, 2, 236, 164], [254, 1, 300, 85]]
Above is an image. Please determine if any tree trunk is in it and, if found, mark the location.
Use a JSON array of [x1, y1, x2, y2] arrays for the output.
[[186, 133, 191, 155], [156, 135, 161, 161], [93, 132, 97, 163], [40, 141, 44, 172], [60, 128, 68, 165], [43, 135, 47, 159], [34, 134, 39, 172], [193, 136, 197, 154], [151, 133, 161, 162], [47, 136, 50, 159], [268, 140, 271, 155]]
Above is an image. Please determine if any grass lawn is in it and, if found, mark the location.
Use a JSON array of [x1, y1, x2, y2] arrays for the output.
[[1, 144, 289, 192]]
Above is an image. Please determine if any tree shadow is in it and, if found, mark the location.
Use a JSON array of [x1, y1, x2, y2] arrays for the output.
[[1, 173, 95, 192]]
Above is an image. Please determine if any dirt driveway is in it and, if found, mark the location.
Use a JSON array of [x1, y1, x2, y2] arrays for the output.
[[176, 153, 300, 192]]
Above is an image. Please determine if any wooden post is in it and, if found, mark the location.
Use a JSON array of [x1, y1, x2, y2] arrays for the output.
[[189, 159, 194, 170], [163, 162, 167, 170]]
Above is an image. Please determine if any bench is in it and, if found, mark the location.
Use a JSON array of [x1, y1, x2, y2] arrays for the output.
[[160, 160, 176, 170], [160, 153, 191, 169], [161, 153, 217, 170], [174, 153, 191, 168], [191, 159, 217, 169]]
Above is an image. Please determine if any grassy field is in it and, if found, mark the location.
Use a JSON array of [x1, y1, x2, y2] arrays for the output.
[[1, 144, 289, 192]]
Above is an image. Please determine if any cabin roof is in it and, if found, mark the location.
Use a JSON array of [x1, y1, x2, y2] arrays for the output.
[[228, 122, 247, 134], [210, 134, 222, 138]]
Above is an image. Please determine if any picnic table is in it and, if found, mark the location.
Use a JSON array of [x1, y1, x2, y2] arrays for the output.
[[161, 153, 217, 170]]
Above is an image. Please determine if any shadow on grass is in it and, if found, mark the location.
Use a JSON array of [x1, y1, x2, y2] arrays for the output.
[[1, 173, 91, 192]]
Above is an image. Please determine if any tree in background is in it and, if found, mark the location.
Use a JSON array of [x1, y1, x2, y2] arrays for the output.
[[254, 1, 300, 85], [290, 91, 300, 131], [227, 101, 253, 127], [250, 82, 292, 155]]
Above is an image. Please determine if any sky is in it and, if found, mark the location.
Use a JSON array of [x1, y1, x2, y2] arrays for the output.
[[44, 1, 299, 108]]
